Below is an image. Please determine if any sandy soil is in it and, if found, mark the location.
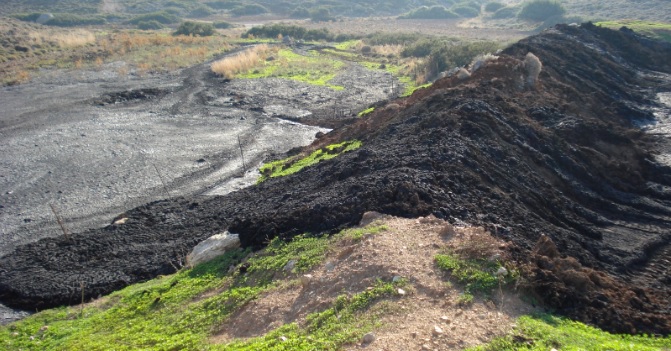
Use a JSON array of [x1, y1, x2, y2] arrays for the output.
[[212, 215, 537, 350]]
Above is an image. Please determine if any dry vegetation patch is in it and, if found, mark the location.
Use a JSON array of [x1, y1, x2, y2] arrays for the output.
[[212, 214, 536, 349]]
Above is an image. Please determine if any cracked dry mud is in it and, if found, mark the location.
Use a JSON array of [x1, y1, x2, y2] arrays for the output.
[[1, 24, 671, 336]]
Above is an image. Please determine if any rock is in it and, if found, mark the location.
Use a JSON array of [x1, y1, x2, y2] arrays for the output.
[[440, 316, 451, 323], [359, 211, 384, 226], [279, 336, 288, 342], [496, 267, 508, 277], [392, 275, 403, 282], [432, 325, 443, 335], [283, 259, 297, 272], [300, 274, 313, 287], [397, 288, 406, 296], [362, 332, 376, 344], [186, 231, 240, 267], [324, 261, 336, 272]]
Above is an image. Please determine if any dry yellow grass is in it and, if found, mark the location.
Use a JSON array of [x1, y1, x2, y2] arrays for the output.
[[373, 44, 404, 57], [29, 29, 96, 48], [211, 44, 275, 79]]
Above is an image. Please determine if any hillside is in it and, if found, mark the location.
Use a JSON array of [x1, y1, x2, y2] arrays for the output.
[[1, 22, 671, 340]]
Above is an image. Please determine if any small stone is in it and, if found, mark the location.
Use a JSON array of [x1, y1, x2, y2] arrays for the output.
[[392, 275, 403, 282], [397, 288, 406, 296], [279, 336, 288, 342], [284, 259, 297, 271], [421, 344, 432, 351], [39, 325, 49, 332], [440, 316, 451, 323], [432, 325, 444, 335], [496, 267, 508, 277], [411, 332, 418, 338], [300, 274, 313, 287], [325, 261, 336, 272], [362, 332, 376, 344]]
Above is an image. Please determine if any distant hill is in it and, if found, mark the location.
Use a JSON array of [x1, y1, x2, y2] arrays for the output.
[[2, 0, 668, 23]]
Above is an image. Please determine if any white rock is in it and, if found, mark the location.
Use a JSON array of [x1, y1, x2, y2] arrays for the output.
[[398, 288, 406, 296], [279, 336, 288, 342], [186, 231, 240, 267], [496, 267, 508, 277], [432, 325, 443, 335]]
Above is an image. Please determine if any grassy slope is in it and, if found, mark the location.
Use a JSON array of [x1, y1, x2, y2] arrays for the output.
[[596, 20, 671, 43], [0, 225, 394, 350]]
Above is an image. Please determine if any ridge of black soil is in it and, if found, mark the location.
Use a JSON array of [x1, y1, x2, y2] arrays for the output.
[[1, 23, 671, 335]]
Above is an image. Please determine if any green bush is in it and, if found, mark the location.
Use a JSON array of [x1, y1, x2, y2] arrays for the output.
[[518, 0, 566, 21], [12, 13, 42, 22], [425, 40, 501, 78], [205, 0, 241, 10], [127, 11, 180, 25], [42, 13, 106, 27], [138, 20, 165, 30], [452, 5, 480, 18], [189, 4, 215, 18], [231, 3, 269, 16], [399, 6, 460, 19], [243, 24, 354, 42], [290, 6, 310, 18], [484, 1, 505, 12], [310, 7, 335, 22], [173, 21, 216, 36], [402, 38, 443, 57], [491, 6, 518, 19], [213, 21, 234, 29]]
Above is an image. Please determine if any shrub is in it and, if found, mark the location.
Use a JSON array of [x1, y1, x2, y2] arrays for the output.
[[35, 13, 106, 27], [189, 4, 215, 18], [491, 6, 518, 19], [174, 21, 216, 36], [310, 7, 335, 22], [231, 3, 268, 16], [243, 24, 349, 42], [402, 38, 442, 57], [13, 13, 42, 22], [138, 20, 165, 30], [206, 1, 241, 10], [518, 0, 566, 21], [451, 5, 480, 18], [127, 12, 180, 25], [399, 6, 460, 19], [290, 7, 310, 18], [484, 1, 505, 12], [213, 21, 234, 29]]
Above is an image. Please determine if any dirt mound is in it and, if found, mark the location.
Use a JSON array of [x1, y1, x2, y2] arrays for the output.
[[1, 23, 671, 334]]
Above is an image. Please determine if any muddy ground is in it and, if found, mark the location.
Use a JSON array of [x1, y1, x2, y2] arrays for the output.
[[1, 24, 670, 335], [0, 48, 397, 320]]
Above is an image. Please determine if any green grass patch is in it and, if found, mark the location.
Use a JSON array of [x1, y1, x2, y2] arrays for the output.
[[258, 140, 362, 183], [214, 279, 402, 351], [238, 48, 345, 89], [596, 20, 671, 43], [435, 253, 502, 296], [357, 106, 375, 117], [0, 222, 396, 350], [469, 314, 671, 351]]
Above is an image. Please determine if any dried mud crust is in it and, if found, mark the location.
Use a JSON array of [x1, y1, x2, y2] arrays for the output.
[[2, 24, 671, 335]]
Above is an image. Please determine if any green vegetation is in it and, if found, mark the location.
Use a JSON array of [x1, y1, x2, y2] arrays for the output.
[[174, 21, 216, 37], [399, 6, 460, 19], [358, 106, 375, 117], [0, 223, 401, 351], [231, 3, 269, 16], [14, 13, 107, 27], [213, 21, 234, 29], [258, 140, 362, 182], [239, 48, 346, 89], [127, 11, 181, 25], [137, 20, 165, 30], [243, 24, 355, 42], [469, 314, 671, 351], [518, 0, 566, 21], [435, 253, 503, 296], [596, 20, 671, 42]]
